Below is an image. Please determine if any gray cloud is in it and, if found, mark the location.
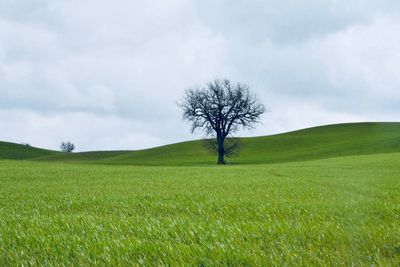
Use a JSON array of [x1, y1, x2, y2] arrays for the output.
[[196, 0, 400, 43], [0, 0, 399, 151]]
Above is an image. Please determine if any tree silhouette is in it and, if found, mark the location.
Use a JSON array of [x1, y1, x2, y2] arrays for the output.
[[60, 141, 75, 153], [180, 79, 265, 164]]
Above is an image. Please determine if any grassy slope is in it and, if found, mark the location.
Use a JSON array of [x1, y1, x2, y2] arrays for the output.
[[41, 122, 400, 165], [1, 122, 399, 165], [0, 153, 399, 265], [0, 141, 56, 160]]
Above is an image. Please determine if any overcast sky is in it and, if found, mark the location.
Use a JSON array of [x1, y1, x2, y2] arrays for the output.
[[1, 0, 399, 151]]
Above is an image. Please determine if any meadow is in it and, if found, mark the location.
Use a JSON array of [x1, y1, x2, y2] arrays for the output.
[[0, 123, 399, 265]]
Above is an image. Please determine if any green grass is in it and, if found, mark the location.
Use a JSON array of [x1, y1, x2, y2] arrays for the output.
[[0, 153, 399, 265], [0, 141, 56, 160], [1, 122, 399, 265], [3, 122, 400, 165]]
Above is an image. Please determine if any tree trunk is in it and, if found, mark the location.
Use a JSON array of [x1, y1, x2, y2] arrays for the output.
[[217, 136, 225, 165]]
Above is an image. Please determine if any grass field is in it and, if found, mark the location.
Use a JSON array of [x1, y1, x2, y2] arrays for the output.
[[0, 123, 399, 265]]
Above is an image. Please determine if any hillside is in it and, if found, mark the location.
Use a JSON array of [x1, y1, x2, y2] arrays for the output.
[[0, 141, 56, 160], [1, 122, 399, 165]]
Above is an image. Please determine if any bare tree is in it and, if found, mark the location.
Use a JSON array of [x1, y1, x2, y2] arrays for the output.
[[60, 141, 75, 153], [179, 79, 265, 164]]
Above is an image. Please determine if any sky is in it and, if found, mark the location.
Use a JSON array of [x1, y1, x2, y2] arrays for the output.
[[0, 0, 399, 151]]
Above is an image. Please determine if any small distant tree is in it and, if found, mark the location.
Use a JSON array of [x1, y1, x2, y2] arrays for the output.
[[179, 79, 265, 164], [60, 141, 75, 153]]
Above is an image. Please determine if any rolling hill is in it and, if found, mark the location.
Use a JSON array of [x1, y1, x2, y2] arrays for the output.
[[0, 141, 56, 160], [1, 122, 399, 165]]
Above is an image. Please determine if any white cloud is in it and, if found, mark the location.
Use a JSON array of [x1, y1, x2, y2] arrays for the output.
[[0, 109, 176, 151], [225, 14, 400, 119], [0, 1, 399, 150], [310, 15, 400, 99]]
